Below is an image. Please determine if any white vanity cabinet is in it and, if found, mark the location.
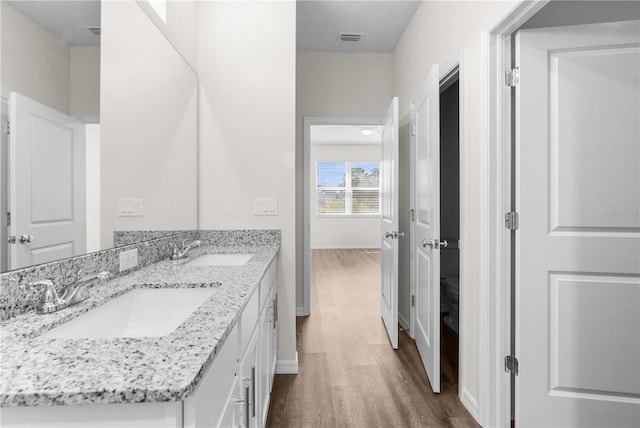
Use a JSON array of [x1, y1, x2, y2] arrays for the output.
[[185, 255, 278, 428], [1, 255, 279, 428], [258, 259, 278, 425]]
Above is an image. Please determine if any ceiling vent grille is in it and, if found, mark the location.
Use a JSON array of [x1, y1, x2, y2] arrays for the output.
[[338, 32, 364, 43], [85, 26, 101, 37]]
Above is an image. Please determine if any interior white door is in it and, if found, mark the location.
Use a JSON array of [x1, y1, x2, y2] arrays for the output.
[[380, 97, 400, 349], [9, 93, 86, 270], [516, 21, 640, 427], [410, 65, 441, 393]]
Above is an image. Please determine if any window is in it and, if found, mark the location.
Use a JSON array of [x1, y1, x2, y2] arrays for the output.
[[316, 161, 380, 215]]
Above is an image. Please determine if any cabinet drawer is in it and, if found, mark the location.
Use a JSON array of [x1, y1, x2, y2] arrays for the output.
[[259, 267, 270, 310], [239, 289, 259, 354], [270, 258, 277, 288]]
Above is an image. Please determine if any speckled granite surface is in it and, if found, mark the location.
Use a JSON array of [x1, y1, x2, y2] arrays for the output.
[[113, 230, 192, 247], [0, 243, 279, 407], [0, 231, 200, 320]]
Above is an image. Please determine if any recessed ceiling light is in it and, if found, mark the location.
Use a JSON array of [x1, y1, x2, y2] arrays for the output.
[[361, 129, 374, 136]]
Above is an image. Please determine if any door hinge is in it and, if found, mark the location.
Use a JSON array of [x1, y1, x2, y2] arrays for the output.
[[410, 123, 416, 136], [5, 121, 10, 135], [505, 67, 520, 87], [409, 208, 415, 222], [411, 295, 415, 307], [505, 355, 519, 375], [505, 211, 519, 230], [6, 212, 10, 226]]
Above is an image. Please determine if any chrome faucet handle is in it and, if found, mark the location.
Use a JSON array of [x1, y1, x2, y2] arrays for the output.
[[169, 242, 180, 260], [76, 265, 98, 280], [77, 270, 112, 283], [27, 280, 63, 313]]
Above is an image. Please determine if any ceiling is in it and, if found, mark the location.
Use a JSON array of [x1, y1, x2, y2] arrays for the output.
[[5, 0, 100, 46], [311, 125, 383, 144], [7, 0, 420, 52], [297, 0, 421, 53]]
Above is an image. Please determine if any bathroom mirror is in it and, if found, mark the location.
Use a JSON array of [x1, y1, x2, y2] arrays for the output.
[[0, 0, 198, 272]]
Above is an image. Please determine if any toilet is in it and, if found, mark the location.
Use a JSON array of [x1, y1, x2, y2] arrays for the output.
[[441, 277, 459, 333], [440, 246, 459, 334]]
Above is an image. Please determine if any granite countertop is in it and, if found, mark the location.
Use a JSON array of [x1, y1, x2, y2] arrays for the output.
[[0, 244, 279, 407]]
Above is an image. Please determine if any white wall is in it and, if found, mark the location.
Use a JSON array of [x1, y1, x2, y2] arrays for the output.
[[296, 51, 392, 308], [1, 2, 70, 115], [197, 1, 297, 363], [100, 0, 198, 248], [392, 0, 507, 412], [310, 143, 381, 249]]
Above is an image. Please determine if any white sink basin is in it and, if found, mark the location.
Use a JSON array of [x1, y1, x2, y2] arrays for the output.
[[186, 253, 254, 266], [39, 288, 215, 339]]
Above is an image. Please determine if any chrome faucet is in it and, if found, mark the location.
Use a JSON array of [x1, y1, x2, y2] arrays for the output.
[[27, 266, 112, 314], [60, 266, 112, 306], [170, 240, 202, 260]]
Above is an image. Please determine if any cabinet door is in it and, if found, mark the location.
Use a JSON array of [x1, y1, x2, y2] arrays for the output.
[[258, 301, 271, 426], [218, 377, 240, 428], [183, 325, 239, 428], [238, 330, 258, 428], [269, 288, 278, 384]]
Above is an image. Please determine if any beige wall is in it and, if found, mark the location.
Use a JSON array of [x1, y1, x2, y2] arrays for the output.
[[296, 52, 392, 309], [1, 2, 70, 114], [138, 0, 198, 68], [100, 0, 198, 247], [1, 3, 100, 121], [197, 1, 297, 362], [311, 144, 381, 249], [70, 46, 100, 122], [392, 0, 507, 407]]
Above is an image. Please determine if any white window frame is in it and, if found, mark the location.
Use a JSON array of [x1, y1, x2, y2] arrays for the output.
[[315, 161, 381, 217]]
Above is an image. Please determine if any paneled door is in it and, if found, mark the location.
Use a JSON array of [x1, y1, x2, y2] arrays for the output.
[[380, 97, 400, 349], [515, 21, 640, 427], [410, 64, 441, 393], [9, 93, 86, 269]]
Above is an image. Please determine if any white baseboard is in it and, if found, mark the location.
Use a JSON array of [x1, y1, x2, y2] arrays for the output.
[[310, 244, 381, 250], [296, 307, 309, 316], [398, 312, 410, 334], [460, 388, 480, 424], [276, 352, 299, 374]]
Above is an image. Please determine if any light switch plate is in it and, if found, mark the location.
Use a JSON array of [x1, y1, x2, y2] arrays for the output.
[[119, 249, 138, 272], [118, 198, 144, 217], [254, 198, 278, 216]]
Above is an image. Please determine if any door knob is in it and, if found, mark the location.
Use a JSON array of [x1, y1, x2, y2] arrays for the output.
[[422, 239, 447, 249], [385, 231, 404, 239], [19, 235, 34, 243]]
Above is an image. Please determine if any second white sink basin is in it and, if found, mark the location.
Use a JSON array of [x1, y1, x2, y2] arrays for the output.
[[39, 288, 215, 339], [186, 253, 254, 266]]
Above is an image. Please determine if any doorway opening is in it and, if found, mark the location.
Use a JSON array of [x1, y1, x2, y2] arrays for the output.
[[439, 75, 460, 387], [302, 117, 383, 316]]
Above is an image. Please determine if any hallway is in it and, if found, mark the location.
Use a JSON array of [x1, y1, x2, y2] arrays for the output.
[[267, 249, 478, 427]]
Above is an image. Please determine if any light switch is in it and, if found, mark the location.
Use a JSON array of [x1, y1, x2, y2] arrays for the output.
[[118, 198, 144, 217], [254, 198, 278, 216]]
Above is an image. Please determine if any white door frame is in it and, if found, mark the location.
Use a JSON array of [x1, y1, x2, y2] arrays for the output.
[[302, 116, 381, 316], [478, 1, 550, 427]]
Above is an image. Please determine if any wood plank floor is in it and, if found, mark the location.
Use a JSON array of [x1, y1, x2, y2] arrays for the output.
[[266, 249, 479, 428]]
